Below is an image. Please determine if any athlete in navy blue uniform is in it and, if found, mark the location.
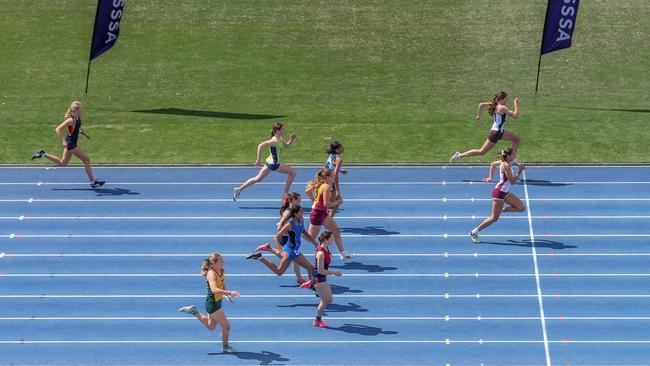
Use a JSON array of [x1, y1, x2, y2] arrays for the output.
[[450, 91, 521, 164], [31, 101, 105, 188], [233, 123, 297, 201]]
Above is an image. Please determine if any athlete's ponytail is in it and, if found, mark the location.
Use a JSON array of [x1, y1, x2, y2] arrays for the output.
[[306, 168, 333, 193], [270, 123, 284, 137], [318, 231, 334, 244], [499, 147, 514, 161], [326, 141, 342, 154], [64, 101, 83, 120], [488, 91, 507, 117], [201, 252, 222, 277], [279, 192, 300, 214]]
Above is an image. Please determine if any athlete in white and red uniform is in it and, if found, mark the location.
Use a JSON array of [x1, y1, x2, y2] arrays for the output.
[[469, 147, 526, 244]]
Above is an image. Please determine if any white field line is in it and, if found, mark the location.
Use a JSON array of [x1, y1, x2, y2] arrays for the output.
[[524, 171, 551, 366], [3, 215, 650, 220], [1, 316, 649, 321], [3, 198, 650, 203], [2, 273, 649, 278], [1, 294, 649, 299]]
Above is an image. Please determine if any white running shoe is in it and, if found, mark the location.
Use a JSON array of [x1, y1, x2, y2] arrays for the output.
[[469, 231, 480, 244], [177, 305, 197, 314], [233, 188, 241, 202], [340, 251, 356, 260], [450, 152, 461, 163]]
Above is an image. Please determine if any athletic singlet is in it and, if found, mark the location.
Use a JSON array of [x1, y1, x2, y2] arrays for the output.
[[265, 139, 281, 165], [287, 217, 305, 249], [66, 117, 81, 147], [326, 153, 339, 170], [312, 245, 332, 282], [206, 269, 225, 301], [490, 110, 507, 133], [311, 184, 327, 212], [494, 163, 512, 194]]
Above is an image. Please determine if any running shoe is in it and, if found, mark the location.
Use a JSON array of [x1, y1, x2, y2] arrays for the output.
[[31, 150, 45, 160], [296, 278, 307, 286], [245, 252, 262, 260], [469, 230, 480, 244], [256, 243, 272, 252], [340, 251, 356, 261], [222, 344, 237, 353], [449, 151, 461, 163], [91, 179, 105, 188], [233, 188, 241, 202], [299, 280, 313, 289], [312, 320, 329, 328], [177, 305, 197, 314]]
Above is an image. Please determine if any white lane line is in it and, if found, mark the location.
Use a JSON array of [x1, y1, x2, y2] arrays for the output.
[[1, 294, 649, 299], [3, 215, 650, 220], [2, 180, 650, 185], [2, 198, 650, 203], [0, 340, 648, 344], [2, 273, 649, 278], [7, 234, 650, 238], [6, 253, 650, 258], [523, 171, 551, 366], [1, 316, 649, 321]]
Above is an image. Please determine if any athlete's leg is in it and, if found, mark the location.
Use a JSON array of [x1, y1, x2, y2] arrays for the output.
[[460, 139, 495, 158], [259, 252, 292, 275], [503, 193, 525, 212], [314, 282, 333, 319], [276, 164, 297, 194], [44, 147, 73, 166], [212, 309, 231, 346], [502, 130, 521, 157], [473, 199, 506, 233], [237, 166, 272, 192], [71, 147, 96, 182]]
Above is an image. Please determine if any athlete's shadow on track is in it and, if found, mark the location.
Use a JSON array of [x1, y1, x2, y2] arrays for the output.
[[340, 226, 400, 235], [326, 323, 399, 336], [461, 179, 572, 187], [210, 350, 290, 365], [51, 187, 140, 196], [277, 284, 363, 294], [330, 261, 398, 273], [480, 239, 577, 249], [277, 302, 368, 313]]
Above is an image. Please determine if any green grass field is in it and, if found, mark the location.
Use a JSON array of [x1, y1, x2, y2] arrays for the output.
[[2, 1, 648, 164]]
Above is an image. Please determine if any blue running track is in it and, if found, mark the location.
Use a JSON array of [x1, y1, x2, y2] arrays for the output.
[[1, 165, 649, 365]]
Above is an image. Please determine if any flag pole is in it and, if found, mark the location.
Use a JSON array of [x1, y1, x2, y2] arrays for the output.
[[534, 0, 553, 105], [533, 54, 542, 105], [85, 0, 102, 95]]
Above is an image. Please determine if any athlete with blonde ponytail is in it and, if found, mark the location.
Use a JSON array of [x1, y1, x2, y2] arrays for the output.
[[178, 252, 240, 353], [305, 168, 354, 261], [450, 91, 521, 163], [31, 101, 105, 188]]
